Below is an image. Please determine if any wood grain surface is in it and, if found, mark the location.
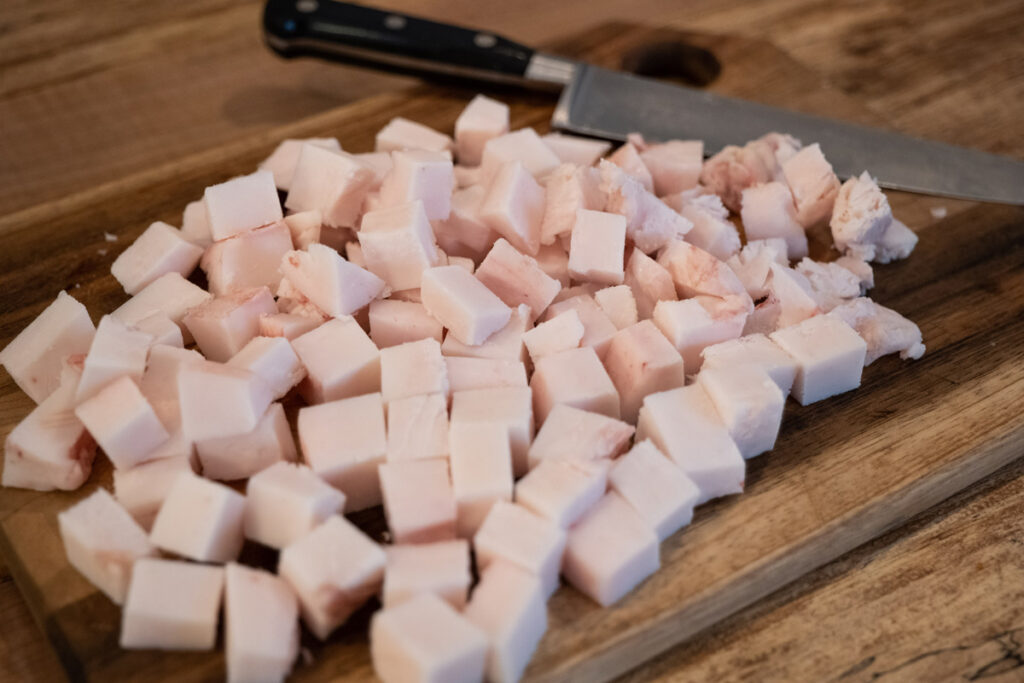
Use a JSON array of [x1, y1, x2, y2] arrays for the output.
[[1, 1, 1022, 681]]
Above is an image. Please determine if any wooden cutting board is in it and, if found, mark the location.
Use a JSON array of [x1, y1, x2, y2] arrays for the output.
[[0, 22, 1021, 683]]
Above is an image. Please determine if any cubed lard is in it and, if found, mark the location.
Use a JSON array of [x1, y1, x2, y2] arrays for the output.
[[387, 393, 449, 462], [359, 200, 443, 292], [604, 319, 686, 423], [133, 312, 182, 348], [535, 242, 571, 288], [540, 163, 603, 247], [475, 238, 561, 322], [75, 315, 153, 404], [111, 221, 204, 295], [740, 182, 809, 260], [225, 563, 300, 683], [609, 440, 699, 541], [283, 209, 323, 250], [725, 238, 789, 300], [279, 515, 386, 639], [449, 255, 474, 273], [279, 243, 387, 317], [530, 346, 620, 424], [434, 185, 497, 259], [696, 365, 785, 459], [599, 160, 692, 254], [480, 161, 546, 256], [474, 501, 566, 597], [795, 257, 862, 311], [465, 561, 547, 683], [139, 344, 203, 418], [369, 299, 443, 348], [380, 150, 455, 221], [680, 195, 742, 261], [0, 290, 95, 403], [541, 295, 617, 360], [455, 95, 510, 167], [829, 171, 894, 261], [636, 385, 745, 503], [379, 459, 457, 544], [380, 338, 449, 405], [421, 265, 512, 345], [371, 593, 488, 683], [480, 128, 561, 184], [149, 472, 245, 562], [285, 145, 376, 228], [874, 218, 918, 264], [441, 303, 530, 363], [177, 360, 273, 442], [291, 317, 380, 404], [444, 357, 527, 397], [226, 335, 305, 400], [449, 422, 514, 538], [383, 540, 472, 610], [120, 558, 224, 650], [657, 240, 749, 300], [781, 143, 841, 228], [562, 491, 659, 607], [259, 137, 341, 190], [514, 459, 608, 528], [640, 140, 703, 195], [766, 263, 821, 328], [113, 455, 195, 530], [526, 404, 633, 470], [204, 170, 283, 241], [258, 312, 322, 340], [355, 151, 395, 189], [699, 134, 797, 212], [624, 248, 677, 320], [299, 393, 386, 511], [376, 116, 454, 154], [652, 296, 747, 371], [181, 198, 212, 248], [594, 285, 638, 331], [244, 461, 345, 549], [75, 376, 168, 469], [828, 297, 925, 364], [568, 209, 627, 285], [521, 309, 584, 363], [196, 402, 297, 480], [541, 132, 611, 167], [608, 142, 655, 192], [700, 333, 799, 396], [58, 488, 156, 604], [183, 286, 277, 363], [200, 220, 293, 296], [449, 386, 533, 477]]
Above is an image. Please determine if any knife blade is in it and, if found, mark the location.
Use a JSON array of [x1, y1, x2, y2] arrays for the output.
[[263, 0, 1024, 205]]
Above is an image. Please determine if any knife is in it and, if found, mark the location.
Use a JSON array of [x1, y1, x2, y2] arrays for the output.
[[263, 0, 1024, 205]]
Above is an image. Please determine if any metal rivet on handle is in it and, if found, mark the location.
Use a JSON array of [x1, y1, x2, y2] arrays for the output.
[[384, 14, 407, 30], [296, 0, 318, 13], [474, 33, 498, 48]]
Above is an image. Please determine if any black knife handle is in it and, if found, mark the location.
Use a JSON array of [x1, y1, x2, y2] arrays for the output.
[[264, 0, 557, 87]]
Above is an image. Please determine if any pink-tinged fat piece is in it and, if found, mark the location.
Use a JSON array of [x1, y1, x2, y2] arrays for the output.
[[474, 501, 566, 597], [657, 240, 750, 301], [280, 243, 387, 317], [434, 185, 498, 260], [226, 335, 305, 400], [359, 199, 442, 291], [455, 95, 510, 167], [530, 346, 620, 424], [637, 385, 745, 503], [828, 297, 925, 364], [111, 221, 204, 295], [725, 238, 789, 300], [75, 315, 153, 404], [283, 209, 322, 250], [421, 265, 512, 346], [604, 319, 685, 423], [699, 134, 796, 212], [201, 220, 294, 297], [610, 440, 699, 541], [829, 171, 894, 261], [835, 255, 875, 292], [448, 255, 474, 273], [355, 151, 395, 189], [371, 593, 488, 683], [204, 170, 283, 241], [120, 558, 224, 650], [75, 376, 169, 469], [441, 303, 530, 363], [177, 360, 274, 442], [535, 241, 571, 287], [679, 194, 741, 261], [258, 312, 322, 340], [624, 248, 676, 320], [652, 296, 747, 372], [450, 422, 514, 539], [139, 345, 203, 422], [285, 145, 376, 228], [599, 160, 692, 254], [526, 404, 633, 470], [244, 461, 345, 549], [454, 163, 483, 188], [770, 314, 867, 405], [481, 128, 561, 186], [515, 459, 608, 528], [608, 142, 654, 192], [594, 285, 638, 330], [149, 472, 246, 562], [540, 163, 603, 247], [740, 182, 808, 259], [58, 488, 156, 604], [542, 295, 617, 360], [259, 137, 341, 191], [384, 540, 471, 610], [380, 337, 449, 405], [701, 333, 799, 396], [292, 317, 380, 404], [795, 257, 862, 311], [279, 515, 386, 640], [379, 459, 457, 544], [873, 218, 918, 264], [376, 117, 454, 154], [766, 263, 822, 329], [181, 199, 212, 248], [522, 309, 584, 363], [781, 143, 841, 228], [299, 393, 386, 511], [640, 140, 703, 196], [449, 386, 533, 477], [480, 161, 546, 256], [696, 365, 785, 459], [225, 563, 300, 683], [476, 238, 561, 322], [541, 132, 611, 167], [380, 150, 455, 221], [465, 561, 547, 683], [369, 299, 443, 348], [568, 209, 627, 285], [444, 357, 527, 398], [113, 454, 196, 531], [743, 295, 782, 336], [183, 286, 277, 362], [196, 402, 297, 480], [387, 393, 449, 462], [0, 291, 95, 404], [133, 312, 182, 348], [562, 491, 659, 607]]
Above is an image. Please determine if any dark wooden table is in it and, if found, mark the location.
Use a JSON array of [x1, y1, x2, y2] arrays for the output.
[[1, 1, 1022, 681]]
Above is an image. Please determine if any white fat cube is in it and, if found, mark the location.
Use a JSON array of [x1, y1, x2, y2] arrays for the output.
[[380, 150, 454, 220], [624, 249, 676, 320], [514, 459, 609, 528], [640, 140, 703, 195], [441, 303, 530, 363], [379, 459, 457, 544], [113, 454, 195, 531], [696, 365, 785, 459], [299, 393, 386, 512], [657, 240, 748, 301], [149, 472, 246, 562], [279, 244, 386, 317], [828, 297, 925, 364], [75, 315, 153, 403], [259, 312, 322, 340], [568, 209, 627, 285], [369, 299, 443, 348], [445, 357, 527, 397], [830, 171, 894, 260], [285, 145, 376, 228], [120, 558, 224, 650], [609, 141, 654, 192], [604, 319, 685, 423], [481, 128, 561, 183], [636, 385, 744, 504], [465, 561, 547, 683], [138, 344, 202, 418], [475, 238, 561, 322], [600, 160, 690, 254], [113, 272, 212, 342], [383, 540, 471, 610], [58, 488, 156, 604], [371, 593, 488, 683], [450, 386, 533, 477], [291, 317, 380, 404], [434, 185, 497, 259], [195, 402, 297, 480], [111, 221, 204, 295], [200, 220, 293, 296], [376, 116, 454, 154], [540, 163, 603, 247], [225, 563, 300, 683], [278, 515, 386, 639], [530, 346, 620, 424], [183, 286, 277, 362], [480, 161, 546, 256], [359, 200, 442, 291], [380, 337, 448, 405], [259, 137, 341, 190], [609, 440, 699, 541], [473, 501, 566, 597], [874, 218, 918, 264], [455, 95, 510, 166], [541, 132, 611, 167], [0, 290, 95, 403], [527, 404, 633, 470], [283, 209, 323, 250], [521, 309, 583, 363], [535, 242, 570, 287], [177, 360, 273, 442], [204, 170, 283, 241], [740, 182, 809, 260], [770, 315, 867, 405], [562, 492, 659, 607], [226, 335, 305, 400], [680, 196, 741, 262], [594, 285, 638, 330], [244, 461, 345, 549], [766, 262, 821, 329], [781, 143, 840, 228], [701, 333, 799, 396], [652, 296, 747, 371], [75, 376, 169, 469], [542, 295, 617, 360], [449, 422, 514, 539], [421, 266, 512, 345], [726, 239, 790, 300], [355, 151, 395, 188], [387, 393, 449, 462], [181, 198, 212, 248], [133, 312, 182, 347]]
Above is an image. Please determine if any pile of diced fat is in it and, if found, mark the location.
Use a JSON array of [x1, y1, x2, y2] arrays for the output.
[[0, 93, 925, 683]]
